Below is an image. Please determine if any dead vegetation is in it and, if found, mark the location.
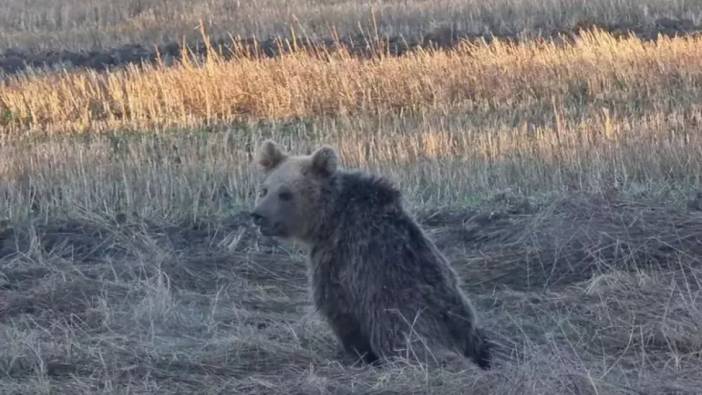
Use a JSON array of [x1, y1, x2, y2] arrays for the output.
[[1, 0, 699, 53], [0, 117, 701, 393], [1, 196, 701, 393], [3, 29, 702, 135], [432, 195, 702, 291], [1, 17, 701, 77]]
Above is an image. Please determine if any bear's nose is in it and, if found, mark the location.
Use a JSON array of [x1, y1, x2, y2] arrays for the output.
[[250, 212, 265, 225]]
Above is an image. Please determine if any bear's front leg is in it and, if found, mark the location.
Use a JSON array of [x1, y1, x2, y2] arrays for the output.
[[311, 267, 378, 364], [325, 310, 378, 364]]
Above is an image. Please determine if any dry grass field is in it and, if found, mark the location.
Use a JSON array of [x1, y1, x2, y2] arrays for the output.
[[1, 1, 702, 394], [0, 0, 701, 76], [1, 0, 699, 52]]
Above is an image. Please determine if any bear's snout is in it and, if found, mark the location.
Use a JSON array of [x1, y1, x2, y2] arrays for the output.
[[250, 211, 266, 226], [250, 210, 284, 236]]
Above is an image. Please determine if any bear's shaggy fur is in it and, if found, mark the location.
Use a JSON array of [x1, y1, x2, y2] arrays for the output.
[[251, 140, 491, 369]]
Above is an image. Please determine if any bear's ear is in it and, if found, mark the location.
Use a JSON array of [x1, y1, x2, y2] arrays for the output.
[[255, 139, 287, 171], [310, 145, 338, 177]]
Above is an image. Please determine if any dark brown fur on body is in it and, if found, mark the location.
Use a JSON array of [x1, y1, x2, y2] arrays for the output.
[[251, 140, 491, 368]]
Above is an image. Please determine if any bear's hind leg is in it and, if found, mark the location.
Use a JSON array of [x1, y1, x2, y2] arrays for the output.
[[440, 300, 492, 369], [367, 310, 450, 366], [463, 327, 492, 369]]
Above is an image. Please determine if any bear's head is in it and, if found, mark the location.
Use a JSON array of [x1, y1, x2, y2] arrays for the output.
[[250, 139, 338, 242]]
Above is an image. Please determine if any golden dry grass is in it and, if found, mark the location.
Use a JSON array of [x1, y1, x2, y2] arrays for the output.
[[2, 28, 702, 135], [2, 29, 702, 223]]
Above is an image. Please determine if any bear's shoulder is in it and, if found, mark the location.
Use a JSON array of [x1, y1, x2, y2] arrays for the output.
[[335, 170, 402, 209]]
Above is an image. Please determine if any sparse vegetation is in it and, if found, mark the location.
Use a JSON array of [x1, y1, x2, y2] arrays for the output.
[[1, 1, 702, 394]]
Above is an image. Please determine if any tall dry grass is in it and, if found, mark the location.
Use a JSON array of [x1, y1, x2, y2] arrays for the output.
[[2, 29, 702, 135], [2, 29, 702, 222], [0, 0, 698, 52]]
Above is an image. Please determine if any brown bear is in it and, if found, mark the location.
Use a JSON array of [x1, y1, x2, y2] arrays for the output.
[[250, 140, 491, 369]]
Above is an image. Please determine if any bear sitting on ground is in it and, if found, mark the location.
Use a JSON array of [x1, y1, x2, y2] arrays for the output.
[[250, 140, 491, 369]]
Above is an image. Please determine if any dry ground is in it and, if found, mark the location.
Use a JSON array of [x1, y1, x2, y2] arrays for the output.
[[1, 2, 702, 394]]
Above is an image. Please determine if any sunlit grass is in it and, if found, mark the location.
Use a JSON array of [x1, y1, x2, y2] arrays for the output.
[[2, 29, 702, 136]]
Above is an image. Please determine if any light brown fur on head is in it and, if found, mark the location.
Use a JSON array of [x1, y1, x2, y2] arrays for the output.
[[255, 139, 337, 175], [255, 139, 287, 171], [251, 140, 339, 241]]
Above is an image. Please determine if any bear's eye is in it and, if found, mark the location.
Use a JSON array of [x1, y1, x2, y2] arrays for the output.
[[258, 188, 268, 197], [279, 191, 293, 201]]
